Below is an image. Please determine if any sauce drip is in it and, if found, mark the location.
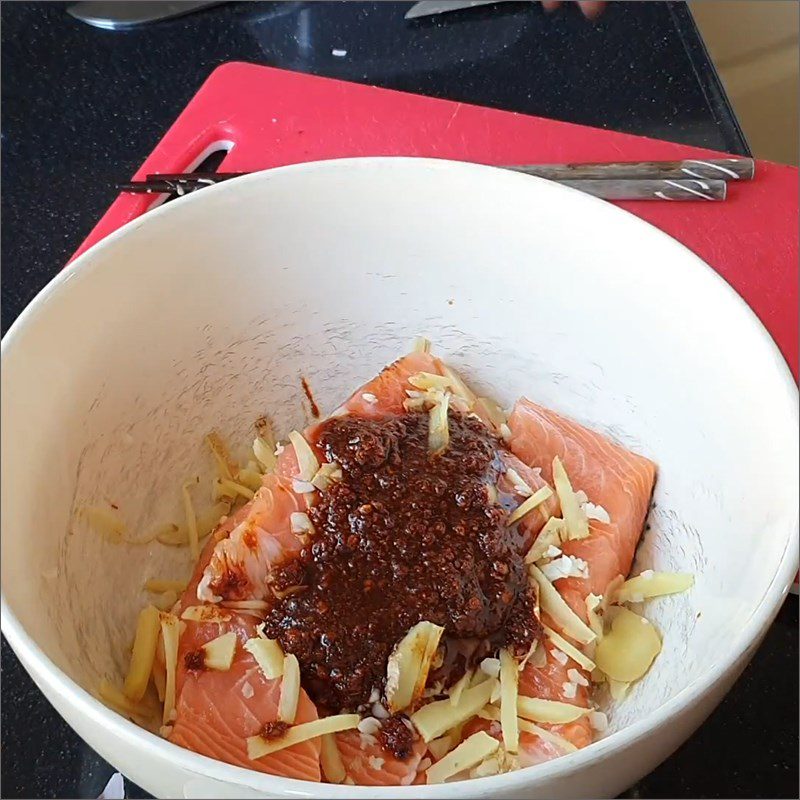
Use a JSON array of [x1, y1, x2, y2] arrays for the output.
[[301, 377, 321, 419], [262, 411, 539, 719]]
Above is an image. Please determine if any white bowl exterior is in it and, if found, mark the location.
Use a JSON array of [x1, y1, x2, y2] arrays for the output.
[[2, 158, 797, 799]]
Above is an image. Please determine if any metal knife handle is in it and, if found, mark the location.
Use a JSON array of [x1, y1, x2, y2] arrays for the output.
[[507, 158, 754, 181], [119, 174, 727, 201], [555, 177, 727, 201]]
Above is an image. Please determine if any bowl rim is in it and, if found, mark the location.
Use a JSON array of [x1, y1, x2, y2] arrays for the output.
[[2, 156, 798, 797]]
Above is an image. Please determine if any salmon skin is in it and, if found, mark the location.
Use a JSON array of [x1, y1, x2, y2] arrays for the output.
[[157, 351, 657, 785]]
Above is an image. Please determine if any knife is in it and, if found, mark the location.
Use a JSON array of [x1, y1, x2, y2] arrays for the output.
[[67, 1, 225, 30], [404, 0, 528, 20]]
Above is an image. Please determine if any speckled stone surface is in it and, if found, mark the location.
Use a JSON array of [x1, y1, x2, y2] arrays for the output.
[[1, 2, 796, 799]]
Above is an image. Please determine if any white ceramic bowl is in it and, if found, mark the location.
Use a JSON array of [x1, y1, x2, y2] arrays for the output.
[[2, 158, 797, 799]]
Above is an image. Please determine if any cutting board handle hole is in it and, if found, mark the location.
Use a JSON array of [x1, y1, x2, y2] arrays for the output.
[[189, 140, 234, 173]]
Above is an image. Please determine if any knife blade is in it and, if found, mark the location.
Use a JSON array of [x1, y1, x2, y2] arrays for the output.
[[67, 1, 224, 30], [404, 0, 528, 20]]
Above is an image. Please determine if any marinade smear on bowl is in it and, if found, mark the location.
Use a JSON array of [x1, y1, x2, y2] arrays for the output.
[[262, 411, 540, 722]]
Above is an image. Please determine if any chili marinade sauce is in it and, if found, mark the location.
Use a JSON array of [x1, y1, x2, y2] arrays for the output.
[[262, 410, 540, 756]]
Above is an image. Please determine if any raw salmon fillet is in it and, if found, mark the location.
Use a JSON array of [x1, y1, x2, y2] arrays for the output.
[[508, 398, 656, 618], [170, 353, 453, 785], [160, 356, 656, 784], [506, 397, 656, 760], [336, 729, 427, 786], [168, 509, 322, 779]]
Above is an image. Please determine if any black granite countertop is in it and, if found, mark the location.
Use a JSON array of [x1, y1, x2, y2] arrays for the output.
[[1, 2, 797, 798]]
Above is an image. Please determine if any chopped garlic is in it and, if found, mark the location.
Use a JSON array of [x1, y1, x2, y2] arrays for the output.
[[361, 392, 378, 404], [290, 512, 315, 536], [479, 657, 500, 678], [615, 572, 694, 604], [289, 430, 319, 482], [385, 621, 444, 713], [584, 502, 611, 523], [552, 456, 589, 540], [358, 716, 381, 735], [567, 668, 590, 687], [595, 607, 661, 683], [428, 392, 450, 454], [411, 679, 497, 742], [517, 696, 588, 723], [292, 479, 316, 494], [562, 682, 578, 699], [368, 756, 385, 771], [123, 605, 161, 702], [499, 649, 519, 754], [426, 731, 499, 784], [278, 654, 300, 723], [543, 624, 596, 672], [525, 517, 567, 563], [202, 631, 237, 671], [541, 554, 589, 582], [505, 467, 532, 497], [242, 681, 254, 699], [499, 423, 512, 442], [247, 714, 360, 760], [529, 565, 596, 645], [552, 648, 569, 666], [311, 462, 343, 491], [507, 485, 554, 526], [320, 733, 346, 784]]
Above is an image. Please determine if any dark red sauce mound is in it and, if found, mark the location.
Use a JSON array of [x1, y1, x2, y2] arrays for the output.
[[262, 411, 539, 718]]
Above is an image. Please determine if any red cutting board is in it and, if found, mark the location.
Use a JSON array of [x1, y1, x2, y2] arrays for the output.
[[73, 62, 798, 376]]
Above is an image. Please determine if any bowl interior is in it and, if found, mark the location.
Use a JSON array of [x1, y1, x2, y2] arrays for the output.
[[2, 158, 797, 786]]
